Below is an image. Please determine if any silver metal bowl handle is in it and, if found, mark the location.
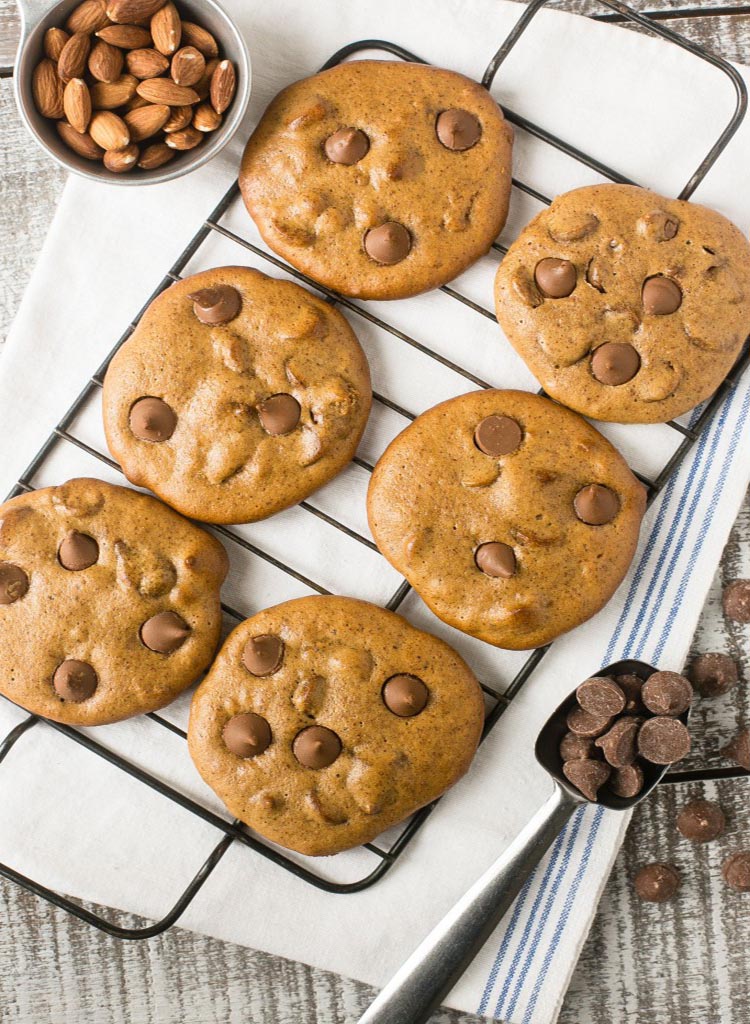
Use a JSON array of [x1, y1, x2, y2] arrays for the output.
[[359, 783, 580, 1024]]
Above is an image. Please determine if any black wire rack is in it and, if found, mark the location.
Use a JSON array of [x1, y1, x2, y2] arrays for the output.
[[2, 0, 750, 939]]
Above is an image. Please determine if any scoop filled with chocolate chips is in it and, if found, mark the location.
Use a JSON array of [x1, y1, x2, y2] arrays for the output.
[[359, 658, 691, 1024]]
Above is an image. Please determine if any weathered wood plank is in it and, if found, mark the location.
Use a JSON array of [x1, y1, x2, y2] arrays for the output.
[[1, 2, 749, 1023]]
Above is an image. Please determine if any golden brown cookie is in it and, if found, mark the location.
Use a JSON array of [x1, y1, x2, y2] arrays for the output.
[[103, 267, 371, 524], [187, 596, 484, 856], [494, 184, 750, 423], [367, 390, 647, 650], [0, 478, 228, 725], [239, 60, 513, 300]]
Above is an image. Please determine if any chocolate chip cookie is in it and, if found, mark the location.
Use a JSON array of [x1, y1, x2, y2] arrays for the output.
[[494, 184, 750, 423], [367, 390, 646, 650], [103, 267, 372, 524], [239, 60, 513, 300], [187, 596, 484, 856], [0, 478, 228, 725]]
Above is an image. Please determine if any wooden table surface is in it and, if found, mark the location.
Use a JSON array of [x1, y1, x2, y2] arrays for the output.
[[1, 2, 749, 1021]]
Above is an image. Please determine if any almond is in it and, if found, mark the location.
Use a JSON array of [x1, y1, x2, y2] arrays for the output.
[[123, 93, 150, 111], [66, 0, 109, 33], [138, 141, 175, 169], [150, 1, 180, 55], [96, 24, 151, 48], [104, 143, 140, 172], [106, 0, 166, 24], [171, 45, 204, 87], [209, 59, 235, 115], [56, 120, 105, 160], [194, 58, 218, 100], [63, 78, 92, 133], [135, 78, 198, 105], [91, 74, 137, 108], [44, 27, 70, 62], [180, 21, 218, 59], [57, 31, 91, 83], [163, 104, 192, 132], [126, 47, 169, 78], [164, 125, 202, 150], [193, 102, 220, 133], [124, 102, 169, 141], [32, 59, 65, 118], [88, 39, 123, 82], [89, 109, 130, 149]]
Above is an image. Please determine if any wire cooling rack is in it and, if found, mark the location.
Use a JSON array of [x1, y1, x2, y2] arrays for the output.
[[1, 0, 750, 939]]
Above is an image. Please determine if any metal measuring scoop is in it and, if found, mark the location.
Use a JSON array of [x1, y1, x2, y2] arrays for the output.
[[359, 658, 691, 1024], [11, 0, 251, 184]]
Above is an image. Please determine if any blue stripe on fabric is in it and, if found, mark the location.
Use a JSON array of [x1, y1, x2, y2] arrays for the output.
[[632, 388, 736, 660], [518, 387, 750, 1024], [603, 405, 704, 664], [500, 809, 588, 1021], [486, 826, 571, 1017], [477, 385, 750, 1021], [476, 863, 544, 1015], [520, 807, 605, 1024], [653, 387, 750, 661]]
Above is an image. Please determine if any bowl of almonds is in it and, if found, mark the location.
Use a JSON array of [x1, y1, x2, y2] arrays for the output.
[[14, 0, 251, 183]]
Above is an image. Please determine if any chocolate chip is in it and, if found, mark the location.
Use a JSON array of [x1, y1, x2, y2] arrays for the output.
[[58, 532, 99, 571], [188, 285, 242, 325], [721, 728, 750, 770], [676, 798, 725, 842], [689, 652, 739, 697], [642, 275, 682, 315], [591, 342, 641, 386], [223, 712, 272, 758], [577, 676, 626, 717], [534, 257, 577, 298], [574, 484, 620, 525], [292, 725, 341, 769], [566, 705, 612, 738], [610, 763, 644, 798], [642, 670, 693, 717], [242, 634, 284, 676], [140, 611, 190, 653], [364, 222, 412, 265], [435, 108, 481, 151], [563, 758, 610, 801], [0, 562, 29, 604], [129, 397, 177, 442], [382, 674, 429, 717], [559, 731, 596, 761], [53, 659, 98, 702], [473, 415, 523, 457], [475, 542, 516, 578], [595, 716, 641, 768], [723, 579, 750, 623], [634, 863, 680, 902], [616, 673, 645, 713], [722, 851, 750, 892], [324, 126, 369, 164], [258, 394, 301, 436], [638, 717, 691, 765]]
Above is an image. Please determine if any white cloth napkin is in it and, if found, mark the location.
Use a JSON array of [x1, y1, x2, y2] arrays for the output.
[[2, 2, 750, 1021]]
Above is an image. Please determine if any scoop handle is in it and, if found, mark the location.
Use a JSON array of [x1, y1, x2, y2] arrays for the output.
[[359, 783, 580, 1024]]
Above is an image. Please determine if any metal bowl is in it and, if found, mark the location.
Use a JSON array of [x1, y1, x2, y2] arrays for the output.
[[13, 0, 251, 185]]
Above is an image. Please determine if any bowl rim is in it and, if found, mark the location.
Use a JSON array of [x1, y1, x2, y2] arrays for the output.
[[13, 0, 252, 186]]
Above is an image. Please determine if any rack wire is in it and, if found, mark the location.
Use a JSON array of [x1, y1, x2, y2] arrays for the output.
[[2, 0, 750, 939]]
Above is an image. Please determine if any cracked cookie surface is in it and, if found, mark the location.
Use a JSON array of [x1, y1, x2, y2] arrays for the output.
[[187, 596, 484, 856], [0, 478, 228, 725], [494, 184, 750, 423], [103, 267, 372, 524], [239, 60, 513, 300], [367, 390, 647, 650]]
